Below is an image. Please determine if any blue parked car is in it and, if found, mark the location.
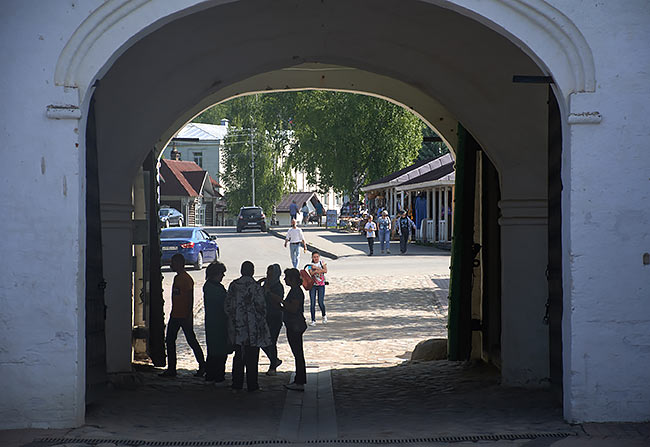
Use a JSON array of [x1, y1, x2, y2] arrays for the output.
[[160, 227, 219, 269]]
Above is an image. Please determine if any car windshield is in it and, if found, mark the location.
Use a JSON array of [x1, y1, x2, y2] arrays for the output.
[[159, 209, 170, 216], [241, 208, 262, 217], [161, 229, 193, 239]]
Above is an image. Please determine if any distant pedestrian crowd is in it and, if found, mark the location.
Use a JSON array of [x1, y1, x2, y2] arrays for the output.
[[364, 209, 416, 256]]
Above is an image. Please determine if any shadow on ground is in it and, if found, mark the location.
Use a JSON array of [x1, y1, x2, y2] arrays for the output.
[[333, 361, 571, 438]]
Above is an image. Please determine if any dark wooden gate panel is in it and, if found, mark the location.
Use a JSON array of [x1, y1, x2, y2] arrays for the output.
[[448, 124, 479, 360], [547, 87, 564, 401], [144, 151, 166, 366], [85, 96, 107, 403], [481, 152, 502, 366]]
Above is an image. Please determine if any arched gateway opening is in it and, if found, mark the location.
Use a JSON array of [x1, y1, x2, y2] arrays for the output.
[[66, 0, 589, 433]]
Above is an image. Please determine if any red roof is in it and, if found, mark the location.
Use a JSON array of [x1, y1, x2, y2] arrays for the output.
[[160, 159, 206, 197]]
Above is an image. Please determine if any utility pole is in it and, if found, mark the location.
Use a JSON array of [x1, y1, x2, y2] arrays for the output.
[[250, 128, 255, 206]]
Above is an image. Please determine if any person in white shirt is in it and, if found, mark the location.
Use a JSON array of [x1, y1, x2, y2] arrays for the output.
[[364, 214, 377, 256], [284, 219, 307, 268]]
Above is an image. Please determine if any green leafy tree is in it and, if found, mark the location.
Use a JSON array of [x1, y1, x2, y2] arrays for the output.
[[418, 125, 450, 160], [197, 94, 295, 215], [196, 91, 425, 209], [289, 91, 422, 201]]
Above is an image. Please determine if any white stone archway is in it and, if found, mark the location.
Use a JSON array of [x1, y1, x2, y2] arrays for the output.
[[3, 0, 650, 431]]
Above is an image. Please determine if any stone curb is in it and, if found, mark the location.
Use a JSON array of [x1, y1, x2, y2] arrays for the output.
[[267, 227, 339, 260]]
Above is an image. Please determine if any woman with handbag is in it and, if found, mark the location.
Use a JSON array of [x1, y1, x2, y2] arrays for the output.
[[306, 250, 327, 326], [282, 268, 307, 391]]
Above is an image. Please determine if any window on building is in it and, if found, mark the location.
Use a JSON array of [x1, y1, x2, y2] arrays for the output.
[[197, 204, 206, 226], [193, 152, 203, 168]]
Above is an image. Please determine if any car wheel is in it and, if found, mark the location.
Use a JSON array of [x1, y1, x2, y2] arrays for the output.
[[194, 252, 203, 270], [177, 218, 183, 227], [164, 220, 170, 228], [215, 249, 220, 260]]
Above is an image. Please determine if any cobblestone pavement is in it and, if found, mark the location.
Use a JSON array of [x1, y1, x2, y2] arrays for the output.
[[168, 272, 449, 372], [8, 266, 649, 446]]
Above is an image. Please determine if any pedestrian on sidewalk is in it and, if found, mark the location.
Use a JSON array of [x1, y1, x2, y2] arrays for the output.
[[282, 268, 308, 391], [289, 200, 298, 221], [364, 214, 377, 256], [396, 210, 416, 254], [306, 250, 327, 326], [160, 254, 206, 378], [259, 264, 284, 376], [315, 201, 324, 226], [284, 218, 307, 268], [377, 210, 392, 254], [203, 261, 230, 383], [301, 202, 310, 225], [225, 261, 271, 392]]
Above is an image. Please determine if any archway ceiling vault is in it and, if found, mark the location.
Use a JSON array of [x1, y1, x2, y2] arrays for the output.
[[91, 0, 554, 200], [159, 64, 460, 158]]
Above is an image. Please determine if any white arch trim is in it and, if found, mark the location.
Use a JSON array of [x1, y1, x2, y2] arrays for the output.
[[55, 0, 596, 103], [434, 0, 596, 94]]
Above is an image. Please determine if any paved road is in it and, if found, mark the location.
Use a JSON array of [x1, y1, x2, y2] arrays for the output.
[[163, 226, 450, 285], [162, 226, 451, 370]]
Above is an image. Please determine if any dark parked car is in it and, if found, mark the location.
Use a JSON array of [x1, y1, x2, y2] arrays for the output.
[[159, 207, 184, 227], [160, 227, 219, 269], [236, 206, 267, 232]]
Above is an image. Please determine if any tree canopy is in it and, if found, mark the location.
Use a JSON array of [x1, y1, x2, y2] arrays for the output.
[[195, 90, 428, 209], [288, 91, 422, 199], [197, 94, 295, 215]]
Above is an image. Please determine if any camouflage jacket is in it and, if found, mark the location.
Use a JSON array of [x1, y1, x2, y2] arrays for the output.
[[225, 276, 271, 347]]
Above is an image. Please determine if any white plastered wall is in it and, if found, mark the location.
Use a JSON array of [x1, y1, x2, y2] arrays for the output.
[[0, 0, 104, 428], [551, 1, 650, 422]]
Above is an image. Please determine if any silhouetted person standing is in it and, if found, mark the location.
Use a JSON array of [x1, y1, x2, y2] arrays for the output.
[[282, 268, 307, 391], [160, 254, 206, 377], [203, 261, 230, 383], [260, 264, 284, 375], [225, 261, 271, 391]]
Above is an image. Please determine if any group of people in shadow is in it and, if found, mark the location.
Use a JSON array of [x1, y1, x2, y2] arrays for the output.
[[160, 253, 307, 392]]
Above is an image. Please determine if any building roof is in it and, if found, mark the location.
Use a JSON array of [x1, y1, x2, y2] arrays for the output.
[[363, 157, 435, 189], [160, 159, 212, 197], [362, 153, 455, 191], [174, 122, 228, 141], [276, 192, 321, 212], [398, 158, 455, 186]]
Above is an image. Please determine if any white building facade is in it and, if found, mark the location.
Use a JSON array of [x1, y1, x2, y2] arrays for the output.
[[1, 0, 649, 429]]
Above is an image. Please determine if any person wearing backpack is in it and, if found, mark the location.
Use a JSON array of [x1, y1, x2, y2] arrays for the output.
[[396, 210, 416, 254], [306, 250, 328, 326]]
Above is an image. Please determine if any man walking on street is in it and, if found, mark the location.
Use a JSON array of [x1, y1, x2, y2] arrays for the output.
[[160, 254, 206, 377], [364, 214, 377, 256], [225, 261, 271, 392], [285, 218, 307, 268], [396, 210, 416, 254], [289, 200, 298, 221]]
